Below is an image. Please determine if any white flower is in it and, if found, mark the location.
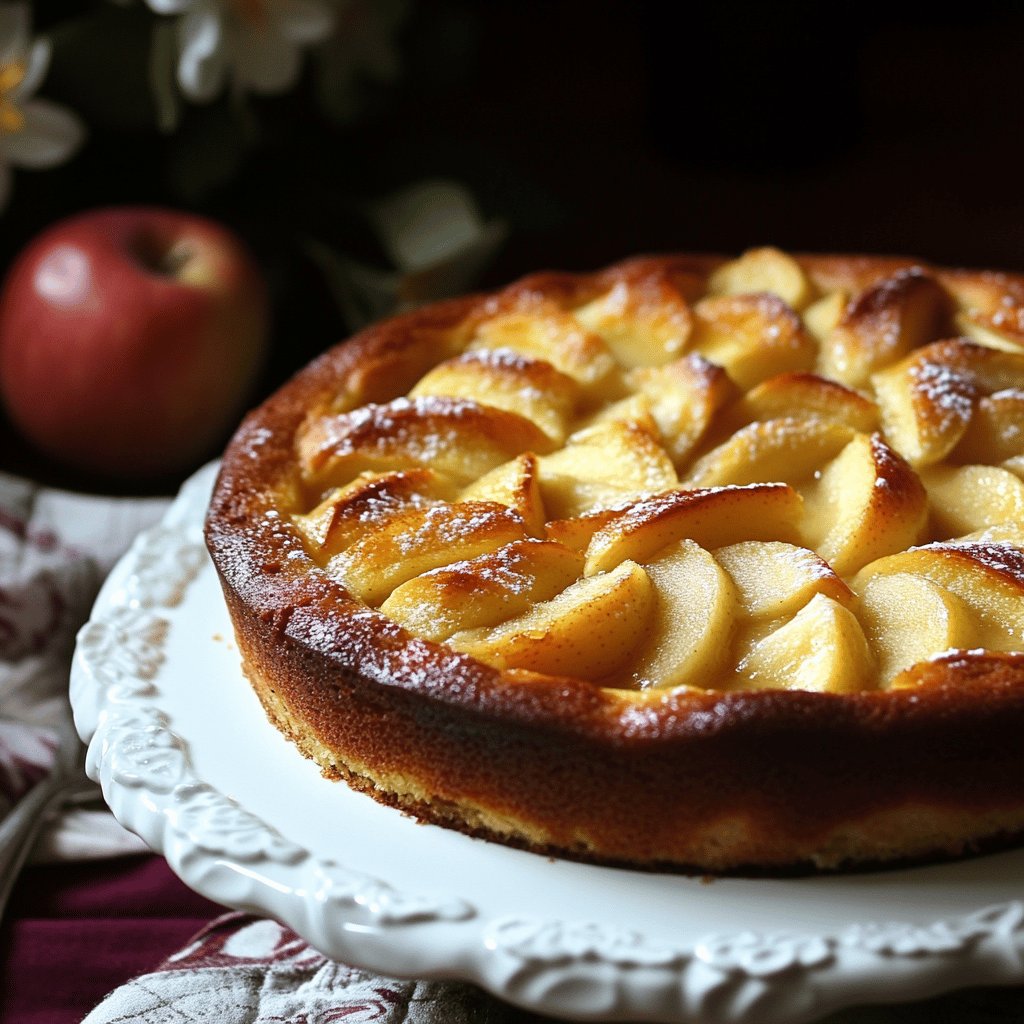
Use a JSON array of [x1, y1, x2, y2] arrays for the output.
[[147, 0, 334, 103], [0, 4, 85, 212]]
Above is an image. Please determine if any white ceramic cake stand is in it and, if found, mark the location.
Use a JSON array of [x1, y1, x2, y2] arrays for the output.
[[69, 463, 1024, 1024]]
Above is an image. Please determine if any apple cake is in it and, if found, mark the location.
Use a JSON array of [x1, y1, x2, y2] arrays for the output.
[[205, 248, 1024, 873]]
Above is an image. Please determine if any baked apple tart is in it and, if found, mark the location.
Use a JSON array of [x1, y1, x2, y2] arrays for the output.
[[206, 249, 1024, 872]]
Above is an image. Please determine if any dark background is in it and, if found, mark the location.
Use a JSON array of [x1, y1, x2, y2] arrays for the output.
[[4, 0, 1024, 490]]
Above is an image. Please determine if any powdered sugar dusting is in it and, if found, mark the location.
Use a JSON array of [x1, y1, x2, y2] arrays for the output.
[[909, 358, 975, 430], [910, 539, 1024, 585], [305, 395, 519, 476], [421, 542, 539, 596], [391, 503, 519, 556]]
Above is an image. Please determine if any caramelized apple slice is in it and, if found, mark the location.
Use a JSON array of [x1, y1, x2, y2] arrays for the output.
[[536, 420, 677, 519], [942, 269, 1024, 353], [801, 434, 927, 576], [708, 247, 814, 311], [449, 559, 654, 681], [571, 273, 693, 367], [584, 483, 803, 576], [714, 540, 852, 622], [853, 542, 1024, 651], [380, 539, 583, 642], [460, 452, 546, 536], [292, 468, 452, 561], [803, 256, 923, 296], [409, 349, 578, 444], [686, 418, 854, 488], [817, 268, 947, 388], [339, 323, 468, 408], [856, 572, 974, 685], [921, 464, 1024, 538], [716, 372, 879, 436], [691, 293, 816, 389], [469, 294, 618, 395], [870, 342, 974, 467], [872, 340, 1024, 467], [948, 521, 1024, 547], [953, 390, 1024, 463], [299, 396, 556, 491], [630, 539, 738, 689], [544, 506, 625, 552], [578, 393, 662, 438], [738, 594, 875, 693], [328, 500, 526, 605], [627, 354, 737, 466]]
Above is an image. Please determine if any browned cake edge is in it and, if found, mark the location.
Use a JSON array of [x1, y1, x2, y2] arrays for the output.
[[219, 574, 1024, 874]]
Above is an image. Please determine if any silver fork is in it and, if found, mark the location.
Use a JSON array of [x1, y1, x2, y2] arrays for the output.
[[0, 710, 95, 925]]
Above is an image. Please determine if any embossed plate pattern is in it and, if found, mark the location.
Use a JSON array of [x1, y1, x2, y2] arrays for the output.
[[70, 464, 1024, 1024]]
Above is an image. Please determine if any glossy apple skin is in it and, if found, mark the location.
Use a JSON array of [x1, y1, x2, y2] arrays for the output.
[[0, 206, 269, 478]]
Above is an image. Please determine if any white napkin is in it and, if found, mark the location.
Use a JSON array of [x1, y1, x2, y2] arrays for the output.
[[0, 471, 168, 861], [81, 912, 492, 1024]]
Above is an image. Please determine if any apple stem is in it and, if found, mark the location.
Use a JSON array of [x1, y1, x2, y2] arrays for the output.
[[133, 234, 194, 277]]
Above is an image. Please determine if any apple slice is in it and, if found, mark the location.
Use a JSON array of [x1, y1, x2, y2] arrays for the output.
[[571, 273, 693, 367], [409, 348, 578, 445], [292, 468, 452, 561], [449, 559, 654, 681], [629, 539, 738, 689], [714, 540, 853, 622], [941, 269, 1024, 353], [380, 539, 583, 642], [801, 433, 927, 576], [469, 294, 618, 396], [691, 292, 817, 389], [715, 372, 879, 437], [583, 483, 803, 576], [459, 452, 546, 536], [708, 247, 814, 311], [686, 417, 855, 488], [544, 506, 626, 552], [535, 419, 678, 519], [920, 464, 1024, 538], [946, 522, 1024, 547], [872, 340, 1024, 467], [801, 290, 849, 346], [817, 268, 948, 388], [577, 393, 662, 438], [953, 390, 1024, 463], [627, 353, 737, 466], [298, 395, 556, 492], [952, 314, 1024, 354], [871, 354, 973, 469], [853, 542, 1024, 651], [737, 593, 875, 693], [803, 256, 923, 296], [855, 572, 974, 686], [328, 500, 526, 605]]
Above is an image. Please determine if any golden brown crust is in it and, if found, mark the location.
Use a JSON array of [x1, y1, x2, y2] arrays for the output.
[[206, 251, 1024, 873]]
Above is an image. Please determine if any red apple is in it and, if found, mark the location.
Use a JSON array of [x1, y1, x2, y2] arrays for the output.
[[0, 206, 269, 479]]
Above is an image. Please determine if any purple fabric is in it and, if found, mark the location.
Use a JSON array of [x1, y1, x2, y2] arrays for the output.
[[0, 855, 221, 1024], [5, 855, 1024, 1023]]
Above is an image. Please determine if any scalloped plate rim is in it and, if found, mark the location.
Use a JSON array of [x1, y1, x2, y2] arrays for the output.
[[67, 462, 1024, 1024]]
